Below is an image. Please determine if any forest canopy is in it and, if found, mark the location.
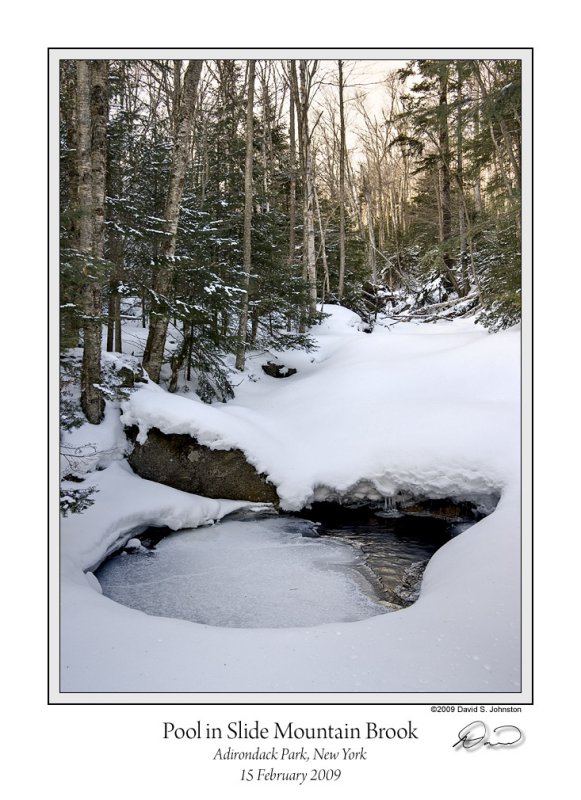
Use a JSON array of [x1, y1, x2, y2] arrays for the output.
[[59, 58, 522, 424]]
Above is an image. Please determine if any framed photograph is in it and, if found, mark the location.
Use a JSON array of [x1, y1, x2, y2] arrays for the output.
[[45, 45, 540, 793], [50, 47, 531, 705]]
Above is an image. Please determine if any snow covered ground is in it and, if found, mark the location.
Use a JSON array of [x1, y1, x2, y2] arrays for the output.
[[60, 307, 522, 695]]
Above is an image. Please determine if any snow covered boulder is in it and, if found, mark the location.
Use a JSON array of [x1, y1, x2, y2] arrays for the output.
[[126, 426, 279, 505], [124, 537, 143, 552], [117, 365, 146, 388], [261, 361, 297, 379]]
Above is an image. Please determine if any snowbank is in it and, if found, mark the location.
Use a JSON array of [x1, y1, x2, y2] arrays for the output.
[[121, 308, 519, 510], [61, 461, 268, 574], [60, 308, 522, 694]]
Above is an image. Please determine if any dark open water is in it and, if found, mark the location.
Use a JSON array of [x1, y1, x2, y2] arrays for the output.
[[296, 503, 474, 607]]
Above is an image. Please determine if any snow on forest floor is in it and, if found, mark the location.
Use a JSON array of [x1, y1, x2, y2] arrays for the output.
[[60, 307, 522, 694]]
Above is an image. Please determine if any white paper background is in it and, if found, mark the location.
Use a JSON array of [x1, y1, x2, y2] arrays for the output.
[[3, 2, 577, 795]]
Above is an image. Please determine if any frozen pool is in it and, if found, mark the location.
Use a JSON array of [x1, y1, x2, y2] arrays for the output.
[[95, 516, 387, 628]]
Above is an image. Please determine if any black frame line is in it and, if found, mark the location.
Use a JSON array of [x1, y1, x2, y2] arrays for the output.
[[48, 46, 533, 706]]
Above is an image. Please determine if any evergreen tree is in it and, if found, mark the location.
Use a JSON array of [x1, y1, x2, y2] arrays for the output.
[[391, 58, 521, 327]]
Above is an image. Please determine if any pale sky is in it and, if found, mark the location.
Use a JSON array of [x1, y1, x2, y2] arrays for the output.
[[310, 60, 410, 162]]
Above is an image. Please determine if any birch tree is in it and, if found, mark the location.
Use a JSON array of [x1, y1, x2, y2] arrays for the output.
[[235, 60, 256, 370], [142, 59, 203, 383], [288, 60, 319, 321], [288, 72, 297, 271]]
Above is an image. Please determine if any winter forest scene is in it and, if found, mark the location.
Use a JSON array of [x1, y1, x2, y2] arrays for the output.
[[58, 54, 524, 695]]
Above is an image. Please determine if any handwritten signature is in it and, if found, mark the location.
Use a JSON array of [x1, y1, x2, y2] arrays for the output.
[[453, 721, 523, 749]]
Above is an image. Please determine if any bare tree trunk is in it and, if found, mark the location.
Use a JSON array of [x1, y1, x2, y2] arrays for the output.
[[60, 64, 83, 350], [303, 149, 318, 318], [435, 170, 443, 242], [473, 81, 483, 213], [488, 117, 514, 200], [338, 59, 346, 299], [142, 59, 203, 383], [288, 60, 318, 325], [172, 59, 182, 136], [261, 67, 270, 213], [456, 64, 469, 296], [498, 115, 521, 192], [91, 61, 107, 257], [437, 65, 460, 295], [365, 179, 377, 284], [106, 282, 122, 353], [299, 61, 317, 319], [438, 69, 452, 265], [288, 71, 297, 267], [106, 226, 124, 352], [314, 185, 330, 305], [78, 60, 108, 424], [289, 63, 307, 333], [235, 60, 255, 371], [106, 291, 115, 353], [250, 307, 260, 347], [76, 62, 92, 261], [346, 157, 366, 240], [114, 296, 122, 352], [376, 184, 386, 255]]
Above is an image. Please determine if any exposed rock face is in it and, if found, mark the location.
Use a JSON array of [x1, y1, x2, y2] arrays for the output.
[[398, 498, 482, 521], [392, 559, 429, 607], [126, 427, 279, 504]]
